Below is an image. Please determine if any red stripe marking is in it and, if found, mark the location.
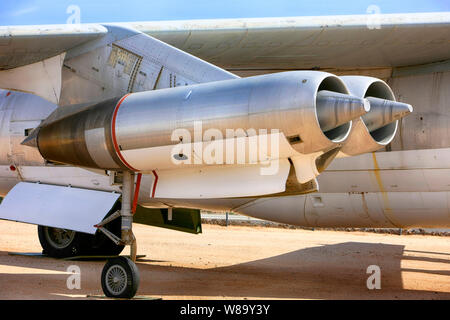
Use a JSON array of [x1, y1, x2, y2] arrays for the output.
[[6, 92, 11, 97], [111, 93, 138, 171], [132, 173, 142, 214], [151, 170, 158, 198]]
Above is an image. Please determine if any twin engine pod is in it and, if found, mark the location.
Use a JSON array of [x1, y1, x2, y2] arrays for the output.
[[339, 76, 413, 156], [23, 71, 370, 171]]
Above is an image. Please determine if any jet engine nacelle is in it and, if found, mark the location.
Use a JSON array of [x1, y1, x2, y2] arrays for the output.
[[24, 71, 368, 172], [338, 76, 412, 157]]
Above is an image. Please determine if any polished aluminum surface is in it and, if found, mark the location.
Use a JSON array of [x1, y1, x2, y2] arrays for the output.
[[363, 97, 413, 132], [339, 76, 401, 156], [316, 90, 369, 132], [37, 97, 125, 170], [0, 90, 56, 167], [115, 71, 354, 156], [31, 71, 362, 170], [59, 27, 238, 107]]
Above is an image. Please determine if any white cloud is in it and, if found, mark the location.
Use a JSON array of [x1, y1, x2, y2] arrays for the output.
[[10, 5, 39, 17]]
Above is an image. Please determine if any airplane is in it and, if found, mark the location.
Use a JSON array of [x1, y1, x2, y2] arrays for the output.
[[0, 11, 449, 298]]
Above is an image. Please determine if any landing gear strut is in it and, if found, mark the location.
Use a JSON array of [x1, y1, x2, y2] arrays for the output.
[[99, 171, 140, 299]]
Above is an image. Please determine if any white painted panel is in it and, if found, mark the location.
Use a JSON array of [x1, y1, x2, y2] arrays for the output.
[[0, 108, 12, 165], [121, 132, 297, 172], [235, 196, 307, 226], [116, 32, 237, 84], [0, 165, 19, 197], [318, 168, 450, 193], [0, 182, 120, 234], [331, 148, 450, 171], [376, 170, 427, 192], [318, 170, 377, 192], [290, 152, 320, 183], [0, 53, 65, 104], [152, 159, 290, 199], [423, 169, 450, 192], [389, 70, 450, 151], [18, 166, 118, 192], [379, 192, 450, 228], [234, 191, 450, 228]]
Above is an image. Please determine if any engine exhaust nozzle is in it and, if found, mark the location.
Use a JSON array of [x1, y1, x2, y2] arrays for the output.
[[316, 90, 370, 132], [363, 97, 413, 132]]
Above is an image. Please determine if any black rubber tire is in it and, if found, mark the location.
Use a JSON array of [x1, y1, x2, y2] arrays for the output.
[[101, 257, 140, 298], [38, 225, 91, 258]]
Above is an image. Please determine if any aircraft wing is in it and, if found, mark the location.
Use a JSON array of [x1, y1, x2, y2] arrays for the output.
[[2, 12, 449, 72], [0, 23, 238, 105], [1, 12, 449, 105], [129, 12, 450, 74], [0, 24, 109, 104], [0, 24, 108, 70]]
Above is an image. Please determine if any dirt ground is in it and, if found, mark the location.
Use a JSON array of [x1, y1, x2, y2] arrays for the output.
[[0, 220, 449, 300]]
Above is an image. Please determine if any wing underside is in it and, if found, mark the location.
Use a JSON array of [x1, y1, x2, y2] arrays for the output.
[[2, 12, 450, 72], [130, 12, 450, 72], [0, 24, 108, 70]]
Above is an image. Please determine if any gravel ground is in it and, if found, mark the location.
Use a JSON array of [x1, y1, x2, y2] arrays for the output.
[[0, 220, 449, 300]]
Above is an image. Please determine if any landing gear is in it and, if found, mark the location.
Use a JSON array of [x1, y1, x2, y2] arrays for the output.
[[101, 257, 140, 298], [100, 171, 140, 299], [39, 170, 141, 298]]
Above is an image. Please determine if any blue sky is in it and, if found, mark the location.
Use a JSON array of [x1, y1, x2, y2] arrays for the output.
[[1, 0, 449, 25]]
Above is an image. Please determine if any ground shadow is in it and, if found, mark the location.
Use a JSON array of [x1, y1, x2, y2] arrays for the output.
[[0, 241, 449, 299], [136, 241, 450, 299]]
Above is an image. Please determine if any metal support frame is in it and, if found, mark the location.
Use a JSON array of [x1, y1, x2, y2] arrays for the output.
[[121, 171, 134, 242], [121, 171, 137, 261], [95, 210, 122, 245], [97, 226, 122, 245], [95, 210, 121, 228], [94, 171, 136, 258], [94, 171, 138, 261]]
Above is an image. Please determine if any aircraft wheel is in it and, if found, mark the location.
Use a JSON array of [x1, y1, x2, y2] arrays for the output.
[[101, 257, 139, 298], [38, 225, 90, 258]]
